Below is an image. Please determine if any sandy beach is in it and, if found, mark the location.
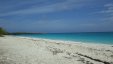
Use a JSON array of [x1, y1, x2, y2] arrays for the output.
[[0, 36, 113, 64]]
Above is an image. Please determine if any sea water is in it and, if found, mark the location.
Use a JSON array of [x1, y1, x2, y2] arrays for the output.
[[15, 32, 113, 44]]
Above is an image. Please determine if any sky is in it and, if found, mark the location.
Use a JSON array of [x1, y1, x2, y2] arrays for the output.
[[0, 0, 113, 33]]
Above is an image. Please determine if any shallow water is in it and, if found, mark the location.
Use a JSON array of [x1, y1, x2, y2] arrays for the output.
[[15, 32, 113, 44]]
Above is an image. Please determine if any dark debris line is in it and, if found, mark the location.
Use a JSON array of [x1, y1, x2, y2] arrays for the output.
[[76, 53, 111, 64]]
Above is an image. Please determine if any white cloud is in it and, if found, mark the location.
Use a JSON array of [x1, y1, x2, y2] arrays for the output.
[[97, 3, 113, 21], [104, 3, 113, 7], [0, 0, 90, 16]]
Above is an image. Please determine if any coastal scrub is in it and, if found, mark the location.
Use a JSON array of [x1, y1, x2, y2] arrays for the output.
[[0, 27, 8, 36]]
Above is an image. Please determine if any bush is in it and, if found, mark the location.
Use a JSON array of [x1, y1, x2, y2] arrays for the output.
[[0, 27, 8, 36]]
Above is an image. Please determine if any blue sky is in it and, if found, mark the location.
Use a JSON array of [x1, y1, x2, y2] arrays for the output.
[[0, 0, 113, 33]]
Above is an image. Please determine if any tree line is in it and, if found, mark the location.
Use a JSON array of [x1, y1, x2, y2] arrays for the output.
[[0, 27, 43, 37], [0, 27, 8, 36]]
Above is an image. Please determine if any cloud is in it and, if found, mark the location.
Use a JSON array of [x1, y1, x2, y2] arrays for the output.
[[104, 3, 113, 21], [97, 3, 113, 21], [104, 3, 113, 7], [103, 3, 113, 13], [0, 0, 90, 16]]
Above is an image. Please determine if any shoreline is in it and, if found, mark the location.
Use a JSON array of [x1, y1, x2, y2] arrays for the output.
[[0, 36, 113, 64], [13, 35, 113, 46]]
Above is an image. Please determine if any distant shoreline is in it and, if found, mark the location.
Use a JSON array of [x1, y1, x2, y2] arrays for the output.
[[8, 32, 113, 34], [8, 32, 45, 35]]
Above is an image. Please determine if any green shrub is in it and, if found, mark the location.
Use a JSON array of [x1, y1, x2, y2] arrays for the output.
[[0, 27, 8, 36]]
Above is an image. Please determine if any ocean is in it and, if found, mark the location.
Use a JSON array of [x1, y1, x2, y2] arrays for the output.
[[15, 32, 113, 44]]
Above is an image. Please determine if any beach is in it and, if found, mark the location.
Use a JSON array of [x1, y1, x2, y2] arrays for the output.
[[0, 36, 113, 64]]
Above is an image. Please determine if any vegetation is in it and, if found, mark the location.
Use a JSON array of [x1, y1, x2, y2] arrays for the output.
[[0, 27, 43, 36], [10, 32, 43, 35], [0, 27, 8, 37]]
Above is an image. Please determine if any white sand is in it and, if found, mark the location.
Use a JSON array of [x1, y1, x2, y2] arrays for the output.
[[0, 36, 113, 64]]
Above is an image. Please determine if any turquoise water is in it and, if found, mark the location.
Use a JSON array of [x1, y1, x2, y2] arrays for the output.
[[15, 32, 113, 44]]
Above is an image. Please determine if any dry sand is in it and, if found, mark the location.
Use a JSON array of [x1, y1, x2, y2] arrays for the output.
[[0, 36, 113, 64]]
